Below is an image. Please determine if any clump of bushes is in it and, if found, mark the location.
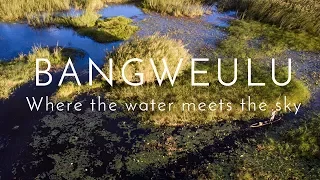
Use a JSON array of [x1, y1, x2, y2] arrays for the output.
[[106, 35, 192, 83], [142, 0, 205, 17]]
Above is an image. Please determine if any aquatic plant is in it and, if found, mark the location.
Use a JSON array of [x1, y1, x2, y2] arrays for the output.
[[233, 114, 320, 179]]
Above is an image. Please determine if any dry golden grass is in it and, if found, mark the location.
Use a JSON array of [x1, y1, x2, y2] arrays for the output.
[[142, 0, 205, 17], [0, 0, 105, 22]]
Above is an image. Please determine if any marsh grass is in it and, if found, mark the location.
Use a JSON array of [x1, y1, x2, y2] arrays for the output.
[[217, 20, 320, 59], [54, 13, 138, 42], [217, 0, 320, 36], [0, 0, 105, 22], [0, 0, 70, 22], [106, 35, 192, 83], [0, 47, 80, 99], [142, 0, 205, 17], [56, 11, 101, 28]]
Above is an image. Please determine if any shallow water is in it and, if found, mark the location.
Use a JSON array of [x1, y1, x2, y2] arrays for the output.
[[99, 4, 144, 19], [203, 6, 237, 27], [0, 5, 145, 66], [0, 23, 119, 66]]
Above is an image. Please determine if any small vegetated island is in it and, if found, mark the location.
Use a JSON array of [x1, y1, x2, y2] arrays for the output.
[[52, 35, 310, 126]]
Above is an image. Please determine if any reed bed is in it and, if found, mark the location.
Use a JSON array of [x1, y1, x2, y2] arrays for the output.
[[142, 0, 205, 17], [217, 0, 320, 35], [0, 0, 105, 22]]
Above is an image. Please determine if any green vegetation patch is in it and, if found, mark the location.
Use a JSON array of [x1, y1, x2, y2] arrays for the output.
[[0, 47, 81, 99], [56, 14, 139, 43], [52, 81, 105, 102], [218, 20, 320, 59], [77, 16, 139, 43], [53, 35, 191, 101], [142, 0, 205, 17], [56, 11, 101, 28]]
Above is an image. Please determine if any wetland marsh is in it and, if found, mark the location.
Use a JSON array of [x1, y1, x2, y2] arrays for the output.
[[0, 0, 319, 179]]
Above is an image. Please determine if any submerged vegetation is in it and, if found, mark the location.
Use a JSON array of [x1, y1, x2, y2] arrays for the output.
[[233, 114, 320, 179], [0, 47, 81, 99]]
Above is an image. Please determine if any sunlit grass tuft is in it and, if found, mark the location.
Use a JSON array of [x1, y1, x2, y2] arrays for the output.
[[106, 34, 192, 83], [142, 0, 205, 17], [56, 11, 101, 28], [52, 81, 105, 102], [77, 16, 139, 43], [0, 47, 81, 99]]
